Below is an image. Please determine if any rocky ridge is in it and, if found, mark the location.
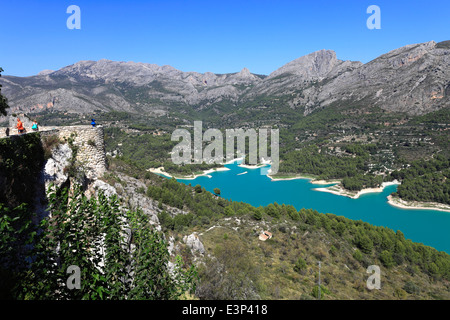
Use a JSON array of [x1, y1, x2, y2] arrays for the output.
[[1, 40, 448, 117]]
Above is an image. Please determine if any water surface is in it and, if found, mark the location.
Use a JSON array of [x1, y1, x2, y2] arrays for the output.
[[166, 161, 450, 253]]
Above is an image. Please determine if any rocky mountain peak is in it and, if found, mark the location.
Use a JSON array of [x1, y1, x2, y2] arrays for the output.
[[238, 67, 251, 76], [373, 41, 437, 69], [267, 49, 340, 81], [0, 40, 448, 116], [37, 69, 55, 76], [230, 67, 260, 83]]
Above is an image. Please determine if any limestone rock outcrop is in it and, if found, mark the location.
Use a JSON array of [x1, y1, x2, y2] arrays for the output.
[[183, 232, 205, 255]]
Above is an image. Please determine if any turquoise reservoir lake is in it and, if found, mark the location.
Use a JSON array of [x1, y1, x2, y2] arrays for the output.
[[166, 161, 450, 254]]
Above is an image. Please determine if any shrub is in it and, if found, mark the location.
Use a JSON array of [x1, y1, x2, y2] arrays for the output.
[[394, 288, 407, 299], [293, 257, 307, 274], [380, 250, 395, 268], [353, 249, 363, 262], [158, 211, 174, 231], [136, 186, 145, 194], [201, 216, 210, 226], [354, 233, 373, 254], [87, 139, 96, 147], [265, 203, 280, 218], [251, 210, 262, 220], [42, 134, 61, 160], [329, 245, 337, 256], [403, 281, 421, 295], [311, 285, 330, 300]]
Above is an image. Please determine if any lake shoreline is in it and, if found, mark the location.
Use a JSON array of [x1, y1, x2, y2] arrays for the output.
[[267, 172, 342, 184], [148, 166, 230, 180], [238, 158, 271, 170], [152, 164, 450, 213], [269, 174, 324, 182], [313, 181, 401, 199], [148, 158, 245, 179], [158, 161, 450, 253], [387, 195, 450, 213], [268, 175, 313, 181]]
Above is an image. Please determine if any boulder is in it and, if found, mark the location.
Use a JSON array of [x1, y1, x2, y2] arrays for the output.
[[183, 232, 205, 255]]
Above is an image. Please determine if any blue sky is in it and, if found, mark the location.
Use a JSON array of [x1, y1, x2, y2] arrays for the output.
[[1, 0, 449, 77]]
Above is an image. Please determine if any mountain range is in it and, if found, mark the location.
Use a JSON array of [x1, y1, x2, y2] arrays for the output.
[[1, 40, 449, 117]]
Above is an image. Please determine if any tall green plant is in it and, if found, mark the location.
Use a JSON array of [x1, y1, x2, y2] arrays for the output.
[[127, 208, 197, 299], [16, 183, 197, 300]]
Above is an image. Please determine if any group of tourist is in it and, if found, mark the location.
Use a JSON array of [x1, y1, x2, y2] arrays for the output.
[[4, 117, 97, 137], [4, 117, 39, 136]]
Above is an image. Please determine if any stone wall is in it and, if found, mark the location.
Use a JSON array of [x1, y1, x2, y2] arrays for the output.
[[0, 124, 108, 180], [55, 125, 107, 180]]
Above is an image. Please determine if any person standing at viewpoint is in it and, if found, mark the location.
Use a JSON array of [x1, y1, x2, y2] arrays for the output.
[[32, 120, 39, 131], [16, 117, 24, 134]]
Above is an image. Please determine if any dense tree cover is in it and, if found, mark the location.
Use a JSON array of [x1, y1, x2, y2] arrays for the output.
[[391, 154, 450, 204], [343, 143, 377, 157], [408, 107, 450, 125], [105, 127, 218, 175], [276, 143, 399, 190], [149, 178, 235, 232], [278, 145, 367, 180], [277, 145, 390, 191], [342, 174, 384, 191], [291, 107, 346, 131], [395, 170, 450, 205], [0, 184, 197, 299], [105, 127, 177, 169]]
